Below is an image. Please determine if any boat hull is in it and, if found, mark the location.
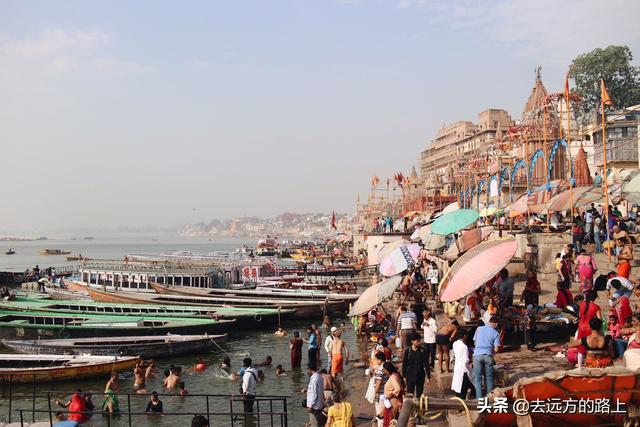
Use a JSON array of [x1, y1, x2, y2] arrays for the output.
[[2, 334, 225, 358], [0, 355, 138, 383]]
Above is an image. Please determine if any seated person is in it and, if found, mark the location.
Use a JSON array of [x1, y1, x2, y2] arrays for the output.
[[568, 317, 614, 368]]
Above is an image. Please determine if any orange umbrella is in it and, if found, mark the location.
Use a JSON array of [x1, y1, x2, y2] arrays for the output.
[[507, 194, 528, 218], [440, 239, 518, 302]]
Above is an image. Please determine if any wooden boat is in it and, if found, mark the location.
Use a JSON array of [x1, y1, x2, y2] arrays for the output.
[[5, 249, 15, 255], [0, 299, 295, 326], [44, 286, 92, 301], [150, 282, 359, 303], [478, 366, 640, 427], [40, 249, 72, 256], [0, 309, 235, 339], [87, 287, 343, 318], [2, 334, 226, 358], [0, 354, 138, 383]]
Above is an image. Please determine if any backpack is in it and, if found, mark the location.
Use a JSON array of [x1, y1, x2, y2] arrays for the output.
[[239, 370, 257, 394]]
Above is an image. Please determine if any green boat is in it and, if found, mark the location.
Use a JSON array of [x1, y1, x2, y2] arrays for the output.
[[0, 309, 235, 339], [0, 299, 294, 327]]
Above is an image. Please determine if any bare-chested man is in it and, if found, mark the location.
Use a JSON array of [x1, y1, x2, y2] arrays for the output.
[[145, 360, 156, 379], [163, 367, 180, 389], [104, 371, 119, 393], [435, 319, 460, 373], [133, 361, 146, 392], [329, 330, 349, 378], [319, 368, 336, 400]]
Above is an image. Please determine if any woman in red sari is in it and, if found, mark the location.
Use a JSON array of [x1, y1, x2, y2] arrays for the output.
[[577, 290, 602, 339]]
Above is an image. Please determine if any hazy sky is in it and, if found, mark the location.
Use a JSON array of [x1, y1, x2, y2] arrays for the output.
[[1, 0, 639, 233]]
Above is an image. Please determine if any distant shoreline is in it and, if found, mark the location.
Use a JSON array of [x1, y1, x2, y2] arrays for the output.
[[0, 237, 48, 242]]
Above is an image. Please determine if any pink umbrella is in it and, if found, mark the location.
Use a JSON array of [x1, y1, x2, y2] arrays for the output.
[[379, 244, 421, 277], [440, 239, 518, 302]]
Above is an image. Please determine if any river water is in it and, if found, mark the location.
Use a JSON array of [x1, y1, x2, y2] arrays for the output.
[[0, 236, 364, 426]]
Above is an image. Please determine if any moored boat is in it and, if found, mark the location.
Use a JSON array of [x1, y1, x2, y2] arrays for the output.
[[0, 309, 235, 338], [2, 334, 226, 358], [40, 249, 72, 256], [0, 354, 138, 383], [149, 282, 359, 303], [0, 299, 295, 326], [87, 287, 342, 318]]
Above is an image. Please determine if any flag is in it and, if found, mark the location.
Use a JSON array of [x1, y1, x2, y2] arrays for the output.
[[371, 176, 380, 187], [563, 75, 570, 102], [331, 211, 337, 229], [601, 79, 613, 106]]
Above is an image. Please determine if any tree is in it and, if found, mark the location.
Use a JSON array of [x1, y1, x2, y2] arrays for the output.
[[568, 45, 640, 115]]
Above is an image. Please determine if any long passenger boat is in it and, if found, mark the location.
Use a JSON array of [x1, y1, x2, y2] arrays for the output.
[[149, 282, 360, 303], [0, 299, 294, 326], [3, 334, 226, 358], [86, 287, 343, 318], [0, 354, 138, 383], [0, 309, 235, 338]]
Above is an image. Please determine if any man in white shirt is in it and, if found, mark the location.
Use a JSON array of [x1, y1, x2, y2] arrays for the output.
[[324, 326, 337, 371], [241, 357, 258, 417], [306, 363, 325, 426], [607, 276, 634, 299], [396, 305, 417, 354], [421, 310, 437, 370]]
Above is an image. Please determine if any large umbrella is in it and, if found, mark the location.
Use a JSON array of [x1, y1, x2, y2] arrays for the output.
[[440, 239, 518, 302], [410, 224, 431, 241], [622, 175, 640, 204], [542, 186, 592, 213], [422, 233, 446, 251], [379, 244, 421, 277], [442, 226, 494, 260], [377, 239, 410, 263], [431, 209, 479, 236], [478, 207, 497, 217], [441, 202, 460, 215], [507, 194, 528, 218], [348, 275, 402, 316]]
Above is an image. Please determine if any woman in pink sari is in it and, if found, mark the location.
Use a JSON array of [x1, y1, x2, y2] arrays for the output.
[[575, 249, 597, 293]]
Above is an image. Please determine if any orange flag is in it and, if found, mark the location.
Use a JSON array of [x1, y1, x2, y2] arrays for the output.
[[371, 176, 380, 187], [564, 76, 570, 102], [601, 79, 613, 106]]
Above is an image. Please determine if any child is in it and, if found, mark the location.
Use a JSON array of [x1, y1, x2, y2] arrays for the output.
[[524, 305, 537, 351], [145, 391, 163, 414], [178, 382, 188, 396], [275, 365, 287, 376]]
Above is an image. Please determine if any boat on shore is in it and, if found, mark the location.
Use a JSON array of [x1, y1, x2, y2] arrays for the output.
[[0, 299, 295, 326], [149, 282, 359, 303], [2, 334, 226, 358], [40, 249, 72, 256], [87, 287, 342, 318], [0, 354, 138, 383], [0, 309, 235, 339]]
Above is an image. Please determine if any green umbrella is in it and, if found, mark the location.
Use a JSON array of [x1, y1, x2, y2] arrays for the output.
[[430, 209, 479, 236]]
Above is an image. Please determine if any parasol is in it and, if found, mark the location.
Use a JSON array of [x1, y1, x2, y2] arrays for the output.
[[430, 209, 479, 236], [421, 233, 446, 250], [622, 175, 640, 204], [507, 194, 528, 218], [379, 244, 421, 277], [348, 275, 402, 316], [440, 239, 518, 302], [410, 224, 431, 241], [441, 202, 460, 215], [377, 239, 410, 263], [442, 227, 494, 260], [478, 207, 496, 217], [542, 186, 592, 213]]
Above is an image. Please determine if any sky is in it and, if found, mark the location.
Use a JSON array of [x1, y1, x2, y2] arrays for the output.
[[1, 0, 639, 233]]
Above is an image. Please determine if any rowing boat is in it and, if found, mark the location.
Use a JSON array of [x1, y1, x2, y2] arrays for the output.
[[0, 354, 138, 383], [87, 287, 343, 318], [0, 299, 294, 326], [0, 309, 235, 338], [2, 334, 226, 358], [149, 282, 359, 303]]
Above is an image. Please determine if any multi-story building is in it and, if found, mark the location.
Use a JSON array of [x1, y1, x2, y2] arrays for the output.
[[420, 109, 514, 199], [584, 105, 640, 180]]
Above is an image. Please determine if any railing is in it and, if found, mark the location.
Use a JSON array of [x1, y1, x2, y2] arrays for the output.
[[8, 391, 288, 427]]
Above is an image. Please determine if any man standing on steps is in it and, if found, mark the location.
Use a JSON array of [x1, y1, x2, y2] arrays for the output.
[[473, 316, 501, 399], [306, 363, 325, 427], [396, 305, 417, 355], [402, 333, 431, 398]]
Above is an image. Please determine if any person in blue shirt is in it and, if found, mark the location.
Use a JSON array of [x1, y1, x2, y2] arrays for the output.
[[304, 326, 319, 369], [473, 316, 501, 399]]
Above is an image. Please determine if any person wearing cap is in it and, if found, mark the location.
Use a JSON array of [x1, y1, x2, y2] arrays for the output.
[[324, 327, 337, 371]]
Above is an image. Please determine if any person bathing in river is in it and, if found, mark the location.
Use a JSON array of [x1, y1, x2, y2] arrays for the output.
[[134, 360, 146, 391], [104, 371, 119, 393], [273, 327, 288, 337], [330, 329, 349, 379], [255, 355, 272, 367], [163, 367, 181, 389]]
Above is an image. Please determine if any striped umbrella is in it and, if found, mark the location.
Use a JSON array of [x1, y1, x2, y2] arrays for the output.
[[379, 244, 421, 277]]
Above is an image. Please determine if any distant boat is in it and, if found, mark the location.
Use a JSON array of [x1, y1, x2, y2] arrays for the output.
[[40, 249, 72, 256], [2, 334, 226, 358], [0, 354, 138, 383], [83, 236, 95, 240], [5, 249, 15, 255]]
